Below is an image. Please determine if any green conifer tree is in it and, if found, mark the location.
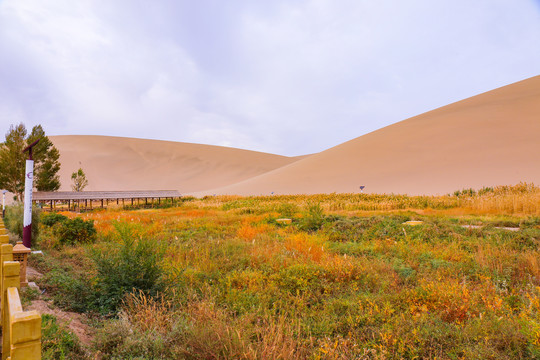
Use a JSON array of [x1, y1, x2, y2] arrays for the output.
[[0, 123, 61, 200]]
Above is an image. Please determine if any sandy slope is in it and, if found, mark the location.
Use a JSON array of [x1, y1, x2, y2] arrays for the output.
[[50, 136, 302, 193], [200, 75, 540, 196]]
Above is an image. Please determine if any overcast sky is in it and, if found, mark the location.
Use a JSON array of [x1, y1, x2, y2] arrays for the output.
[[0, 0, 539, 156]]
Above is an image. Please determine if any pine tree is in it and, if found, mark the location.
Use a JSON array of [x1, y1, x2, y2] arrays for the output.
[[0, 124, 27, 200], [0, 123, 61, 200], [28, 125, 61, 191]]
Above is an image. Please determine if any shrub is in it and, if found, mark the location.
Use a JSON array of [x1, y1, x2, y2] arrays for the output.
[[41, 212, 68, 227], [276, 202, 299, 218], [298, 203, 326, 232], [91, 223, 166, 315], [55, 218, 96, 245], [4, 202, 40, 240]]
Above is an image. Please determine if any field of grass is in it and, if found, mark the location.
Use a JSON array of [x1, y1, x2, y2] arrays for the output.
[[20, 184, 540, 359]]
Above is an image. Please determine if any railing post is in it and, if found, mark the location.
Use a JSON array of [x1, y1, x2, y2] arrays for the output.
[[8, 288, 41, 360], [2, 261, 20, 360], [0, 244, 13, 322]]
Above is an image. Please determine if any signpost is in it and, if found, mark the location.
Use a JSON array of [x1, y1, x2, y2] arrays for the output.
[[22, 139, 39, 248], [2, 190, 6, 218]]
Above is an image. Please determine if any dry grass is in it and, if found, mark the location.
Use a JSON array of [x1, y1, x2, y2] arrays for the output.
[[36, 183, 540, 359]]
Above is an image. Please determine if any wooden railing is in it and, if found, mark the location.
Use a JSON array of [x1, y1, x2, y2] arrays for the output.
[[0, 219, 41, 359]]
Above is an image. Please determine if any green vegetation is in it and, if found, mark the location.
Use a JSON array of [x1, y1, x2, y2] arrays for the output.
[[4, 202, 40, 240], [26, 185, 540, 358], [0, 123, 61, 200], [40, 213, 96, 247], [41, 314, 87, 360], [91, 223, 166, 314], [71, 168, 88, 192]]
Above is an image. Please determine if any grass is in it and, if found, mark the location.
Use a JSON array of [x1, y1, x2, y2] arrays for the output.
[[41, 314, 87, 360], [27, 183, 540, 359]]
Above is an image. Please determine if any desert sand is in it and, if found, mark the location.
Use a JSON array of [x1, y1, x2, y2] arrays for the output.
[[200, 75, 540, 196], [51, 75, 540, 196], [50, 136, 303, 193]]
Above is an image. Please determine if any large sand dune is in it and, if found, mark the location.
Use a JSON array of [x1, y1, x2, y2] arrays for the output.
[[50, 136, 303, 193], [200, 75, 540, 196], [51, 75, 540, 196]]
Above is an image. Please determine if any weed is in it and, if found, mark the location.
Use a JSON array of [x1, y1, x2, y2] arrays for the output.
[[41, 314, 87, 360]]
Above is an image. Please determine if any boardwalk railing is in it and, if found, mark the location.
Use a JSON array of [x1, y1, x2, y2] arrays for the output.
[[0, 220, 41, 360]]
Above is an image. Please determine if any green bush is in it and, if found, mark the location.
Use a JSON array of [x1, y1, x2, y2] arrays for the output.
[[91, 223, 166, 315], [41, 212, 68, 227], [55, 218, 96, 245], [4, 202, 40, 240], [298, 203, 326, 232]]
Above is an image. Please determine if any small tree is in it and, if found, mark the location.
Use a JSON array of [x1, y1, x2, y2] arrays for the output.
[[71, 168, 88, 192]]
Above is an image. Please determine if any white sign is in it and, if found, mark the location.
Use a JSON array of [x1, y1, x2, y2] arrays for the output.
[[23, 160, 34, 228]]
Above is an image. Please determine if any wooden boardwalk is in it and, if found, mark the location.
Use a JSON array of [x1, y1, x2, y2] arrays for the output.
[[33, 190, 182, 211]]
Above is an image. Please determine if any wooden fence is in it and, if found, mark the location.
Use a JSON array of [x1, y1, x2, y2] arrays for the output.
[[0, 219, 41, 359]]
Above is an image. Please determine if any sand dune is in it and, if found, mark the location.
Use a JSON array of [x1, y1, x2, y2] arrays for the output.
[[50, 75, 540, 196], [199, 75, 540, 196], [50, 136, 303, 193]]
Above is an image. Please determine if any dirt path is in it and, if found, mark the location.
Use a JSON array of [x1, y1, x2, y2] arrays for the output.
[[26, 266, 95, 348], [26, 299, 94, 347]]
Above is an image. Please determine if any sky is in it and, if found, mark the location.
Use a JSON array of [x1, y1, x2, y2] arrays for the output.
[[0, 0, 539, 156]]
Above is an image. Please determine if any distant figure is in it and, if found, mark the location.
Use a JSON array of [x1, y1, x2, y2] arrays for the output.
[[359, 186, 365, 193]]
